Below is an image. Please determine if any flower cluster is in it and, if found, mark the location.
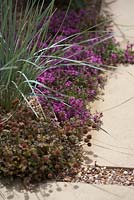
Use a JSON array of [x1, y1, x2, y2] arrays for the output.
[[124, 44, 134, 63], [36, 9, 133, 125]]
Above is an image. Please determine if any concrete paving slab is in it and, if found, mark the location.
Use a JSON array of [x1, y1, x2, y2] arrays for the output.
[[103, 0, 134, 46], [85, 0, 134, 167], [0, 181, 134, 200], [86, 65, 134, 167]]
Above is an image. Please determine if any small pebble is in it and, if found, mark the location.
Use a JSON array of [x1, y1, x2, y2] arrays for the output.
[[123, 171, 128, 175]]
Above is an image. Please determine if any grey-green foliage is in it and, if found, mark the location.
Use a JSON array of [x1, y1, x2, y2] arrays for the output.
[[0, 0, 55, 110]]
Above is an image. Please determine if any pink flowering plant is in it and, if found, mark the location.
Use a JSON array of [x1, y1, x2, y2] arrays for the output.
[[35, 8, 133, 124]]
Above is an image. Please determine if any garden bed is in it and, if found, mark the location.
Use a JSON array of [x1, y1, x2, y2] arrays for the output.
[[0, 0, 134, 185]]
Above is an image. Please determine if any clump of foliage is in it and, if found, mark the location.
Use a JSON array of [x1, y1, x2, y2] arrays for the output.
[[0, 0, 56, 110], [0, 103, 101, 183]]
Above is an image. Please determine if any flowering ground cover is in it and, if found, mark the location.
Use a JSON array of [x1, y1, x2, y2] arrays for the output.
[[0, 0, 134, 185], [36, 9, 134, 124]]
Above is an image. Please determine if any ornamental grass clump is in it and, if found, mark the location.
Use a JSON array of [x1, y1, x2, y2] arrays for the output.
[[0, 0, 56, 110]]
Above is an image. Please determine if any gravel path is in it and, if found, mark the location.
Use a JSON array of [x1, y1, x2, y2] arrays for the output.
[[59, 164, 134, 186], [77, 165, 134, 186]]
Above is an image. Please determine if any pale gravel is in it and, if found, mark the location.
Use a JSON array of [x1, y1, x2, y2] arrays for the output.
[[59, 165, 134, 186]]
